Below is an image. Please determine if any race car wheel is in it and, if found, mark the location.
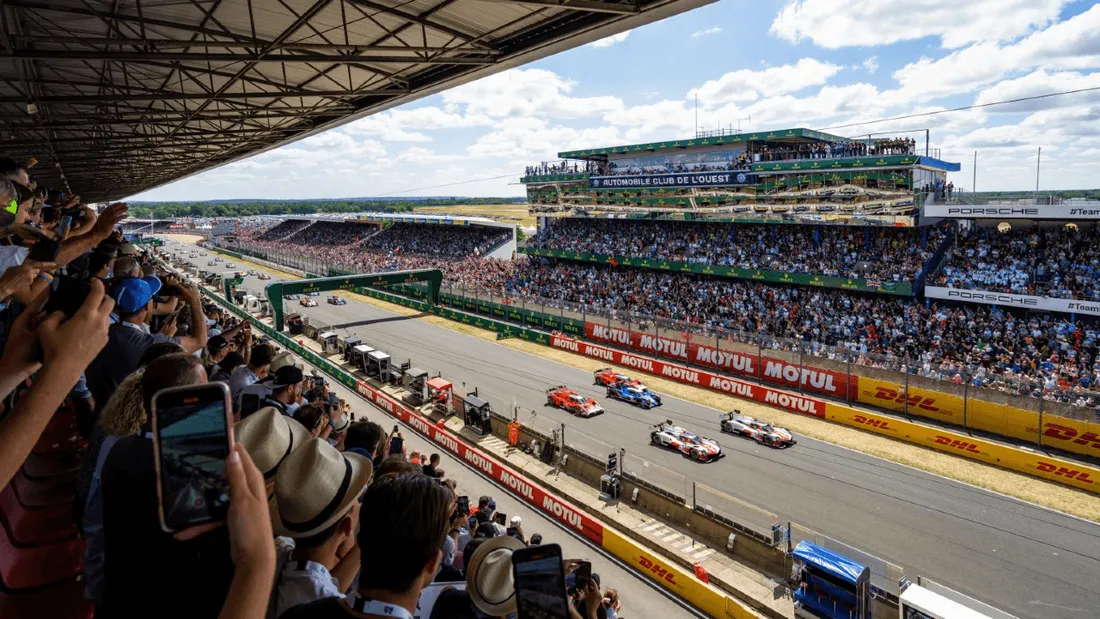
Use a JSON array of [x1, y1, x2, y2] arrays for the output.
[[650, 433, 661, 446]]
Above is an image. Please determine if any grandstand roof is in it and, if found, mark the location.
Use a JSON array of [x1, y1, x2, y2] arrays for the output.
[[558, 127, 851, 159], [0, 0, 713, 202]]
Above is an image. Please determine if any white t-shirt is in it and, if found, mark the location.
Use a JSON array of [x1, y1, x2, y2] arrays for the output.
[[0, 245, 28, 276], [268, 538, 345, 619]]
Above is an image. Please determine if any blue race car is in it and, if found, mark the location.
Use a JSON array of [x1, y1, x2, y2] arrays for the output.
[[606, 383, 662, 409]]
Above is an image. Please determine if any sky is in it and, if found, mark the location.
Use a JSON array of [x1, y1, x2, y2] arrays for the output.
[[130, 0, 1100, 201]]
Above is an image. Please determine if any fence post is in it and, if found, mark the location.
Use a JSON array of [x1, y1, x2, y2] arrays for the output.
[[845, 357, 852, 402], [692, 481, 697, 509], [963, 382, 968, 429], [798, 348, 804, 394], [904, 368, 910, 418], [1038, 396, 1044, 448], [757, 333, 764, 385]]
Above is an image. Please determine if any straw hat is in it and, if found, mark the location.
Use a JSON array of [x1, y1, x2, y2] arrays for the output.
[[465, 534, 525, 616], [270, 351, 299, 372], [271, 438, 372, 538], [235, 407, 309, 479]]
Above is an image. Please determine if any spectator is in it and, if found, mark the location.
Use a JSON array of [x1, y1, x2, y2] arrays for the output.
[[344, 420, 385, 463], [98, 352, 234, 618], [422, 452, 444, 478], [237, 350, 297, 416], [506, 515, 525, 543], [293, 403, 332, 440], [229, 342, 275, 407], [264, 365, 305, 416], [280, 473, 452, 619], [234, 406, 309, 496], [269, 438, 371, 618], [86, 276, 205, 410], [212, 351, 246, 383], [465, 535, 526, 616], [202, 335, 231, 374]]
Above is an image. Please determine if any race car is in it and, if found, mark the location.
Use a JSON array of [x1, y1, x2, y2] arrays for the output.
[[225, 263, 237, 269], [247, 270, 258, 276], [650, 420, 723, 462], [605, 382, 661, 409], [546, 386, 604, 418], [593, 368, 646, 389], [306, 291, 321, 297], [285, 294, 299, 300], [300, 297, 318, 307], [258, 273, 272, 280], [328, 295, 346, 305], [719, 411, 796, 448], [207, 260, 217, 266], [214, 257, 222, 262]]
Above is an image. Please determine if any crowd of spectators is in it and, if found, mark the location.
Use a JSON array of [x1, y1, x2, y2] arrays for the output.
[[498, 260, 1100, 404], [236, 219, 518, 289], [527, 219, 947, 283], [936, 224, 1100, 301], [0, 153, 623, 619], [525, 160, 601, 177], [752, 137, 915, 162], [605, 159, 751, 176], [256, 219, 313, 241]]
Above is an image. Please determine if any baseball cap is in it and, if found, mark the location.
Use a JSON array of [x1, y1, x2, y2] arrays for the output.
[[510, 515, 522, 525], [111, 276, 162, 313], [207, 335, 229, 353], [271, 365, 304, 389]]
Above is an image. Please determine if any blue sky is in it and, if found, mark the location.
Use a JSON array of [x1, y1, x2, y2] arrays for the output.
[[132, 0, 1100, 201]]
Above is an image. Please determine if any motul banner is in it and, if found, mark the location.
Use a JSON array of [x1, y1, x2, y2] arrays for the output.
[[586, 321, 851, 398], [355, 379, 603, 544], [554, 335, 825, 418]]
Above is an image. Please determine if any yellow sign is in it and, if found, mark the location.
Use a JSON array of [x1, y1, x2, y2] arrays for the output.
[[824, 403, 1100, 493]]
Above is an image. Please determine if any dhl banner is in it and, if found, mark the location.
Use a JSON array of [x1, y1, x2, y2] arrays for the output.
[[600, 529, 756, 619], [856, 376, 1100, 460], [584, 322, 853, 399], [353, 379, 604, 545], [824, 403, 1100, 494], [553, 334, 826, 418]]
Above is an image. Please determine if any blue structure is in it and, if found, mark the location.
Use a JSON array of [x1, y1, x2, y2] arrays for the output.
[[792, 540, 870, 619]]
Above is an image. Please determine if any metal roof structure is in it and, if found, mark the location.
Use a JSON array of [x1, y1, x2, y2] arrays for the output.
[[0, 0, 713, 201]]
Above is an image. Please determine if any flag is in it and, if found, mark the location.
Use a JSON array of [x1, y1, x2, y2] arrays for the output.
[[610, 256, 618, 267]]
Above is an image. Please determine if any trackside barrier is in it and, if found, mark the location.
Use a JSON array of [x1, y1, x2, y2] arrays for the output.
[[823, 403, 1100, 493], [601, 528, 756, 619], [167, 264, 759, 618], [548, 334, 827, 418]]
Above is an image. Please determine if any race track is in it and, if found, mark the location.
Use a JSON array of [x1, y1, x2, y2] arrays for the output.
[[176, 247, 1100, 619]]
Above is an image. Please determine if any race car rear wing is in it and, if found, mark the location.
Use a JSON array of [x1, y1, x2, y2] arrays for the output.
[[546, 385, 570, 393], [593, 367, 612, 375]]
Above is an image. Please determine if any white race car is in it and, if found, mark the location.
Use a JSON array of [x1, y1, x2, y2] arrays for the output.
[[720, 411, 796, 448], [650, 420, 723, 462]]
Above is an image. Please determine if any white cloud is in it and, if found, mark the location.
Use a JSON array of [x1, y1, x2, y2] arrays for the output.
[[770, 0, 1069, 49], [687, 58, 843, 106], [890, 5, 1100, 102], [691, 27, 722, 39], [442, 68, 623, 120], [588, 31, 630, 48], [974, 70, 1100, 113], [862, 56, 879, 74]]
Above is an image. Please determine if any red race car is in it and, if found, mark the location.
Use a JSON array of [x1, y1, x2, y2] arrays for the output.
[[593, 368, 646, 389], [546, 385, 605, 418]]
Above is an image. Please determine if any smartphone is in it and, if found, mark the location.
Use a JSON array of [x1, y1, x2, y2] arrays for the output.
[[513, 543, 571, 619], [493, 512, 507, 526], [389, 436, 404, 455], [456, 495, 469, 516], [575, 560, 592, 586], [151, 383, 234, 533], [43, 275, 91, 317]]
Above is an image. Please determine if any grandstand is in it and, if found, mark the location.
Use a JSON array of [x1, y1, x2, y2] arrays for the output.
[[523, 127, 960, 221]]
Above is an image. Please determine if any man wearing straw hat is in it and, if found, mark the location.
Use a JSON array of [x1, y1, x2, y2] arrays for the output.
[[234, 407, 310, 498], [269, 438, 372, 619], [282, 473, 452, 619]]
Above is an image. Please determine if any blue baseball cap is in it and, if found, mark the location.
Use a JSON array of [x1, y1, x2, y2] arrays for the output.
[[112, 276, 162, 313]]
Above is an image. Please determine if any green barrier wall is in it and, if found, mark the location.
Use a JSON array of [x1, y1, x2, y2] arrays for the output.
[[519, 247, 913, 296]]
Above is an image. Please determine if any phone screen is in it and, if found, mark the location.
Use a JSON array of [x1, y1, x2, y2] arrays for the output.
[[389, 436, 404, 454], [456, 495, 469, 515], [513, 544, 570, 619], [152, 383, 233, 532]]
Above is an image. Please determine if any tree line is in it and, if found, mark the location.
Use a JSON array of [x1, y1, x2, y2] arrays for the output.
[[126, 197, 524, 219]]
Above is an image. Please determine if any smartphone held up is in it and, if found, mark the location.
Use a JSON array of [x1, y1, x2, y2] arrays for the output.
[[513, 543, 571, 619], [151, 382, 234, 533]]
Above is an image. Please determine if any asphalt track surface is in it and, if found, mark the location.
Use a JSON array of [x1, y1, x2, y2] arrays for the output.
[[175, 246, 1100, 619]]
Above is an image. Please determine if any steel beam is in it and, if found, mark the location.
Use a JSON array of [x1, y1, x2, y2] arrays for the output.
[[0, 89, 407, 103], [3, 50, 497, 64], [11, 36, 499, 54], [476, 0, 640, 13]]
